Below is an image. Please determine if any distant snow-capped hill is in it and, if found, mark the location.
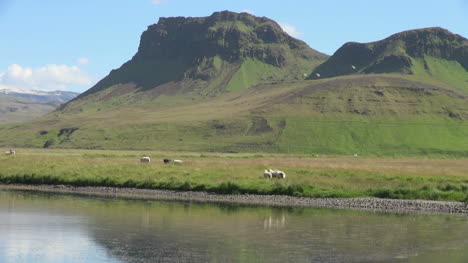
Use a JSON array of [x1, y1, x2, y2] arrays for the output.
[[0, 87, 80, 103]]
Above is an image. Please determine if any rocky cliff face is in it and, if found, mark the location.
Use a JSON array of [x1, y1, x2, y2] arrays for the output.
[[78, 11, 327, 99], [136, 11, 325, 66], [390, 27, 467, 63], [310, 27, 467, 79]]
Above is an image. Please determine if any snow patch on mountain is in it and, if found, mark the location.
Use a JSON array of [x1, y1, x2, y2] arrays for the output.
[[0, 87, 80, 103]]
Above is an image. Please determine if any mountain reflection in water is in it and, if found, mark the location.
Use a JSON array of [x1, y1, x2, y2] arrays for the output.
[[0, 190, 467, 263]]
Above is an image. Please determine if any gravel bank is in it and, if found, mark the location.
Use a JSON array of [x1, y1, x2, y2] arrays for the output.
[[1, 184, 467, 215]]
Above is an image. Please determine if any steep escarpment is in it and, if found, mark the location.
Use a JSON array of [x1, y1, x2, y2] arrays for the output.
[[70, 11, 327, 109]]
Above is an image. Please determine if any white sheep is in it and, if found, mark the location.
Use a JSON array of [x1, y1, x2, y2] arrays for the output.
[[4, 149, 15, 156], [140, 156, 151, 163], [270, 169, 279, 178], [276, 171, 286, 179], [265, 169, 286, 179], [173, 159, 183, 164], [272, 169, 286, 179]]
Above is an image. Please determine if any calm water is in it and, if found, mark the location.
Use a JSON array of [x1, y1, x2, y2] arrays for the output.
[[0, 191, 467, 263]]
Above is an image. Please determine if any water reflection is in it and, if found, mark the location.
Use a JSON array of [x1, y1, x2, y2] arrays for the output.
[[0, 190, 467, 263], [0, 211, 122, 263], [263, 213, 286, 230]]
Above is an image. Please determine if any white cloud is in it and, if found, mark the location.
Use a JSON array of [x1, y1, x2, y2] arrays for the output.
[[279, 23, 302, 38], [0, 64, 93, 91], [242, 9, 255, 14], [77, 57, 90, 65], [150, 0, 166, 5]]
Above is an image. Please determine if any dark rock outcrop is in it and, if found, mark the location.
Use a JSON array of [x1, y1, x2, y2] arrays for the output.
[[76, 11, 327, 99]]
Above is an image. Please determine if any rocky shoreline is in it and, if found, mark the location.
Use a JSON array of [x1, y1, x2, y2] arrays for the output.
[[1, 184, 467, 215]]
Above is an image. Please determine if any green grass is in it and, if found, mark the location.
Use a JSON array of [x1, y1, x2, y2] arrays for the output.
[[4, 116, 466, 156], [276, 117, 468, 157], [1, 150, 467, 202], [226, 58, 311, 92], [411, 56, 468, 93]]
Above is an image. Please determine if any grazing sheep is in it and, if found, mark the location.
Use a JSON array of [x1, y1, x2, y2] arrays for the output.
[[276, 171, 286, 179], [270, 169, 279, 178], [315, 73, 321, 77], [264, 169, 286, 179], [4, 149, 15, 156], [163, 159, 183, 164], [351, 65, 356, 69], [140, 156, 151, 163]]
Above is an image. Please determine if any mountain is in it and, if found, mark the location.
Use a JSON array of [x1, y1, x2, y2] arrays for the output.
[[60, 11, 327, 114], [0, 87, 79, 103], [0, 88, 79, 124], [310, 27, 468, 92], [0, 15, 466, 157]]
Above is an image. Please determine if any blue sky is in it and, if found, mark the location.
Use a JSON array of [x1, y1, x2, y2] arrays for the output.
[[0, 0, 466, 92]]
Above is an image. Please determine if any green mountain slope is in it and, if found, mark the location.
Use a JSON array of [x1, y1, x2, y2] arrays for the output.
[[1, 75, 466, 156], [310, 27, 468, 93], [63, 11, 327, 114]]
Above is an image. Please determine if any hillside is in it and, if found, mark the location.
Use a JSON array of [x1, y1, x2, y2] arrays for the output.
[[0, 88, 79, 124], [62, 11, 327, 114], [1, 74, 466, 156], [310, 27, 468, 93]]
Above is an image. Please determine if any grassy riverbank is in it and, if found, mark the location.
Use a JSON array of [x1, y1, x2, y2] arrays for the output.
[[1, 149, 467, 202]]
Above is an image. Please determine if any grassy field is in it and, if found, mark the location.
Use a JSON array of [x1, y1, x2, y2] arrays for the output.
[[1, 148, 467, 202]]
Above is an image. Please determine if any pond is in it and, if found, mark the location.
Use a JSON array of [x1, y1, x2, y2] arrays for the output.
[[0, 190, 467, 263]]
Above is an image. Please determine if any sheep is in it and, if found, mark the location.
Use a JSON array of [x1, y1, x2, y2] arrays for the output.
[[276, 171, 286, 179], [264, 169, 286, 179], [315, 73, 321, 77], [351, 65, 356, 70], [163, 159, 183, 164], [270, 169, 279, 178], [140, 156, 151, 163], [4, 149, 15, 156]]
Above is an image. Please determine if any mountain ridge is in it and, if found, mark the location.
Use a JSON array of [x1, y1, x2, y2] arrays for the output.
[[0, 89, 79, 124], [0, 87, 79, 103], [74, 11, 327, 104], [309, 27, 467, 92]]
